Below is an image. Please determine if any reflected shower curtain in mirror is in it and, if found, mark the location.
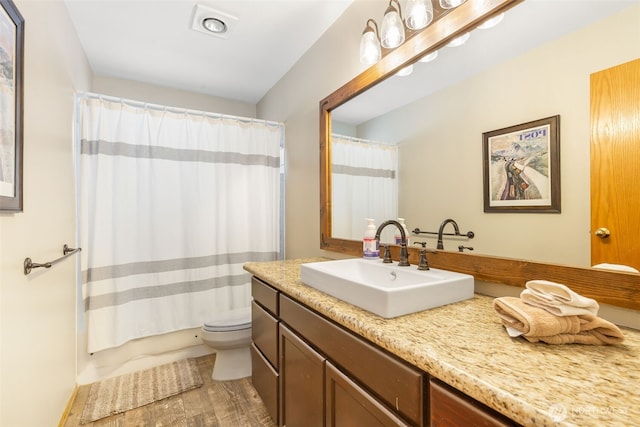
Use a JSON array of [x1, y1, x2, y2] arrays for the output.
[[76, 94, 283, 353], [331, 134, 398, 241]]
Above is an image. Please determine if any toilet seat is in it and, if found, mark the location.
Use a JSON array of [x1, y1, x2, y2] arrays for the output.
[[203, 307, 251, 332]]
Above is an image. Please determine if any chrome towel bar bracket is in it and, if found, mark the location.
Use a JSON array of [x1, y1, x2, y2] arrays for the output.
[[24, 244, 81, 275]]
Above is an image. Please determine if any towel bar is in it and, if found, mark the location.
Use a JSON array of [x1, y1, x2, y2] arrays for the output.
[[24, 244, 81, 275], [412, 228, 475, 239]]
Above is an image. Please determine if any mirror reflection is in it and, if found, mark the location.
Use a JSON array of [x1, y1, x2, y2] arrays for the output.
[[330, 1, 640, 268]]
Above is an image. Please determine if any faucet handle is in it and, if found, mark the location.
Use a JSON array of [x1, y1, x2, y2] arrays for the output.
[[382, 245, 393, 263], [414, 242, 430, 270]]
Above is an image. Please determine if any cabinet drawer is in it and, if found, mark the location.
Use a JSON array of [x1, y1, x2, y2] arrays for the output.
[[252, 276, 279, 315], [280, 295, 425, 426], [430, 379, 517, 427], [251, 343, 279, 425], [252, 300, 279, 369]]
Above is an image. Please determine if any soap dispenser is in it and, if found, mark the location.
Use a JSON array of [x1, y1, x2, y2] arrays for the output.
[[363, 218, 379, 260], [395, 218, 410, 246]]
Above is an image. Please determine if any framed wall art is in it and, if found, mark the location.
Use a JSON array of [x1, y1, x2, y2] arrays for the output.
[[0, 0, 24, 212], [482, 115, 560, 213]]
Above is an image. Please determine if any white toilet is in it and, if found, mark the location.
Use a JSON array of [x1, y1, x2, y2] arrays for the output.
[[201, 306, 252, 381]]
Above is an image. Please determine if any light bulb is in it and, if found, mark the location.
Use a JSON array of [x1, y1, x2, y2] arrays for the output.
[[380, 5, 405, 48], [202, 18, 227, 34], [360, 30, 381, 64], [405, 0, 433, 30]]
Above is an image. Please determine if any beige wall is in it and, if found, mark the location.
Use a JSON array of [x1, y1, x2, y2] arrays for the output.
[[0, 1, 91, 425], [257, 0, 370, 259], [92, 76, 257, 118]]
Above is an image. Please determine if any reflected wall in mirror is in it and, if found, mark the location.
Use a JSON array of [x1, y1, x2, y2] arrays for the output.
[[320, 0, 640, 310], [329, 0, 640, 268]]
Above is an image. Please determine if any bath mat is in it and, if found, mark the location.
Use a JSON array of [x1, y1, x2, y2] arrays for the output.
[[80, 358, 203, 424]]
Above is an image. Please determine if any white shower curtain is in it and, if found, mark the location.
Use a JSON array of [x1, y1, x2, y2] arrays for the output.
[[76, 94, 283, 353], [331, 134, 398, 241]]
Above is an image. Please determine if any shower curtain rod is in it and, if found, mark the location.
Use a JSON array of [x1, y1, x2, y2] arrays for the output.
[[76, 91, 284, 128]]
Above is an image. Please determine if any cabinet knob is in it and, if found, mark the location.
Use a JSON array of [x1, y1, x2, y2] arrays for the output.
[[595, 227, 611, 238]]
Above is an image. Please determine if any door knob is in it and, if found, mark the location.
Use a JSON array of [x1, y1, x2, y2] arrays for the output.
[[595, 227, 611, 238]]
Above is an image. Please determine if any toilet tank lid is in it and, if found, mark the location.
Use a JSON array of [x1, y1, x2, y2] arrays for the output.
[[204, 306, 251, 329]]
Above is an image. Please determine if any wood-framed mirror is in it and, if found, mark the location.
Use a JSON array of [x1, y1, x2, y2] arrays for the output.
[[319, 0, 639, 310]]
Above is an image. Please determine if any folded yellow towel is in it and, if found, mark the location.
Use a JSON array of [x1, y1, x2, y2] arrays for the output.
[[520, 279, 599, 316], [493, 296, 624, 345]]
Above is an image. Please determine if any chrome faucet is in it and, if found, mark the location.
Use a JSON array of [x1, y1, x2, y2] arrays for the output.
[[375, 220, 410, 266], [437, 218, 460, 250]]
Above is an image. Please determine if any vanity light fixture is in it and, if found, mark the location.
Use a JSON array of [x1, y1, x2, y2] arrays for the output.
[[360, 19, 382, 64], [439, 0, 467, 9], [358, 0, 483, 67], [380, 0, 406, 48]]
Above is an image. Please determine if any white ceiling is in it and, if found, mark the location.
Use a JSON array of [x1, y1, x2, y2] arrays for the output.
[[64, 0, 354, 104], [64, 0, 638, 111]]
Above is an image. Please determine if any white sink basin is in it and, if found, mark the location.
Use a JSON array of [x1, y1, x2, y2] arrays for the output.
[[300, 258, 474, 318]]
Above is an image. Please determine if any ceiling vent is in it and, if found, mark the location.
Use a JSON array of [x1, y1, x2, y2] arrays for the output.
[[191, 4, 238, 39]]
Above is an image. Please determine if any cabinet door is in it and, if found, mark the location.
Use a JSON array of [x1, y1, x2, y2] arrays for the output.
[[279, 324, 325, 427], [430, 379, 517, 427], [326, 362, 411, 427]]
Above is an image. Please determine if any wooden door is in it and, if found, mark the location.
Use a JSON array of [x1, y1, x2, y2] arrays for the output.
[[590, 58, 640, 270]]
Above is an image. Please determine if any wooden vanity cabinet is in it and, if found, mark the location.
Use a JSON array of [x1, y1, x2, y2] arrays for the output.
[[279, 294, 426, 426], [429, 379, 518, 427], [251, 276, 518, 427], [251, 277, 280, 424]]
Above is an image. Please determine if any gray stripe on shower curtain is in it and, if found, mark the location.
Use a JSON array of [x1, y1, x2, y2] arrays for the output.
[[84, 273, 249, 310], [82, 251, 278, 310], [332, 164, 396, 179], [82, 251, 277, 283], [81, 139, 280, 167]]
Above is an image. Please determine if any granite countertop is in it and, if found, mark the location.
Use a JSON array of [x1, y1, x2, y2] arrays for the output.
[[244, 258, 640, 427]]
